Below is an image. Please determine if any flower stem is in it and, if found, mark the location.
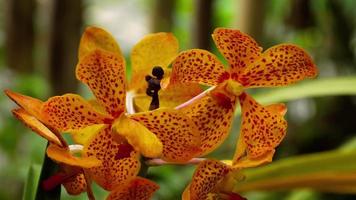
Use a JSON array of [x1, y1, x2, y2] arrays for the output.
[[35, 142, 61, 200], [146, 158, 206, 166]]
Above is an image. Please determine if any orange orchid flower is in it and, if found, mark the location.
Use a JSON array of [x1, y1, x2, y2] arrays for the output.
[[39, 26, 203, 191], [5, 90, 101, 195], [183, 160, 247, 200], [170, 28, 318, 167]]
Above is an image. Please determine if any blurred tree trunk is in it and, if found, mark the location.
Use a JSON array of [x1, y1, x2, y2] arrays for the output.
[[152, 0, 176, 32], [5, 0, 36, 73], [48, 0, 83, 95], [237, 0, 266, 43], [193, 0, 214, 50]]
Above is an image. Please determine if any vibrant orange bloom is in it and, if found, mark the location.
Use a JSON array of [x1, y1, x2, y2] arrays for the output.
[[40, 26, 203, 191], [183, 160, 247, 200], [5, 90, 101, 195], [170, 28, 318, 167]]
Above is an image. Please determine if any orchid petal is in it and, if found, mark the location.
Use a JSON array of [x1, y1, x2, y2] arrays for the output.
[[42, 94, 111, 131], [212, 28, 262, 76], [130, 32, 178, 91], [78, 26, 122, 60], [76, 49, 126, 117], [112, 115, 163, 158], [233, 93, 287, 166], [12, 108, 63, 146], [107, 177, 159, 200], [83, 126, 140, 191], [171, 49, 228, 86], [240, 44, 318, 87], [129, 108, 201, 163], [179, 94, 236, 156], [47, 144, 101, 168]]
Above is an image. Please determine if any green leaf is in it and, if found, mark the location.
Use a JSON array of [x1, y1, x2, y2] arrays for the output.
[[252, 76, 356, 105], [230, 149, 356, 194], [23, 164, 41, 200]]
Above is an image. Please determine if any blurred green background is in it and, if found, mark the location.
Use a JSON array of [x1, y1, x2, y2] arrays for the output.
[[1, 0, 356, 199]]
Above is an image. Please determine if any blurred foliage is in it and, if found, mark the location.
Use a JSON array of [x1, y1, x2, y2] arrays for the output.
[[1, 0, 356, 199]]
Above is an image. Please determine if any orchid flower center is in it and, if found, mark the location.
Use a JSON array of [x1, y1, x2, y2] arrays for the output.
[[145, 66, 164, 110]]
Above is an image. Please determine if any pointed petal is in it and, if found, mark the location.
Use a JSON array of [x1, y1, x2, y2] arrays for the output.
[[182, 184, 191, 200], [171, 49, 228, 86], [63, 172, 87, 195], [189, 160, 230, 200], [47, 144, 101, 168], [83, 126, 140, 190], [133, 83, 203, 112], [129, 108, 201, 162], [179, 93, 236, 156], [233, 93, 287, 165], [78, 26, 122, 60], [76, 49, 126, 117], [5, 90, 44, 120], [112, 115, 163, 158], [130, 32, 179, 91], [107, 177, 159, 200], [12, 108, 63, 146], [70, 124, 106, 145], [240, 44, 318, 87], [42, 94, 111, 131], [212, 28, 262, 75]]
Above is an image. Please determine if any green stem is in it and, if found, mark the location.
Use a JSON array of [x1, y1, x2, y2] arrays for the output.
[[138, 157, 149, 177], [35, 142, 61, 200]]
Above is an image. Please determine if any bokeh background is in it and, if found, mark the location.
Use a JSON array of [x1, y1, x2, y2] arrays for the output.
[[1, 0, 356, 199]]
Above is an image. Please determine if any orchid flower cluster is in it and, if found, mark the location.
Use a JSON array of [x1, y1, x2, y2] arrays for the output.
[[5, 26, 317, 200]]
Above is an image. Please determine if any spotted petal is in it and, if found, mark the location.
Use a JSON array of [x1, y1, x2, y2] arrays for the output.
[[47, 144, 101, 168], [76, 49, 126, 118], [179, 93, 236, 156], [187, 160, 230, 200], [212, 28, 262, 75], [112, 114, 163, 158], [239, 44, 318, 87], [78, 26, 122, 60], [130, 32, 178, 91], [12, 108, 63, 146], [233, 93, 287, 166], [83, 126, 140, 190], [5, 90, 44, 121], [171, 49, 228, 86], [129, 108, 201, 162], [107, 177, 159, 200], [42, 94, 111, 131], [63, 172, 87, 195]]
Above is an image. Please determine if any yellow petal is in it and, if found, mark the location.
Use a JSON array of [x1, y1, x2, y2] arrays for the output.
[[239, 44, 318, 87], [170, 49, 228, 86], [12, 108, 63, 147], [179, 93, 236, 156], [189, 160, 230, 200], [129, 108, 201, 163], [63, 172, 87, 195], [233, 93, 287, 165], [70, 124, 106, 145], [76, 49, 126, 118], [78, 26, 122, 59], [212, 28, 262, 75], [83, 126, 140, 190], [42, 94, 111, 131], [106, 177, 159, 200], [47, 144, 101, 168], [112, 114, 163, 158], [5, 90, 44, 121], [130, 32, 179, 91]]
